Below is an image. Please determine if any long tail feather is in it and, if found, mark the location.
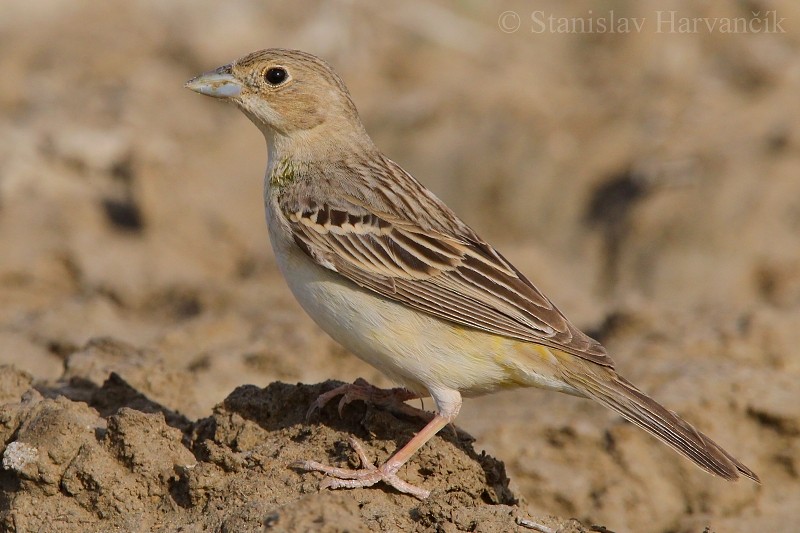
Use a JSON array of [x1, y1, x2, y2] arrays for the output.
[[560, 364, 759, 483]]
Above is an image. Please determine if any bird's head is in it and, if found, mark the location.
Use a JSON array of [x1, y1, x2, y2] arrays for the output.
[[186, 49, 368, 150]]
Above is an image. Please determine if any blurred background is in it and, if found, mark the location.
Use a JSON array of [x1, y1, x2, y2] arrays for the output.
[[1, 0, 799, 531]]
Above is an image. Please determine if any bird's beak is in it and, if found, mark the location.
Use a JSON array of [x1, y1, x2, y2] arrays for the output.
[[185, 65, 242, 98]]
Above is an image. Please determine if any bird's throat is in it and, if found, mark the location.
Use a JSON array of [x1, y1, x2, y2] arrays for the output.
[[268, 157, 299, 188]]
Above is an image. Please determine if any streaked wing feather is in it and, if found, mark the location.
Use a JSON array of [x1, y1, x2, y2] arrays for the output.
[[285, 199, 611, 367]]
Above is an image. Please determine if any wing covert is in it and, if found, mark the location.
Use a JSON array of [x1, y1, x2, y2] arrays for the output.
[[284, 199, 612, 367]]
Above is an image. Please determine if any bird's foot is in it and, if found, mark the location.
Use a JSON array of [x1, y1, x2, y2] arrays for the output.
[[306, 378, 427, 421], [294, 436, 430, 499]]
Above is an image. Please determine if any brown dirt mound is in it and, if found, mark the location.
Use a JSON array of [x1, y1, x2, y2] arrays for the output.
[[0, 362, 586, 532]]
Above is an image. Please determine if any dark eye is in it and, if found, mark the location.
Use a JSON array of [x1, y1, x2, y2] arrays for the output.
[[265, 67, 288, 85]]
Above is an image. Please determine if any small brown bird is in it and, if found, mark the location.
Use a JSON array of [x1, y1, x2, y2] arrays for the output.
[[186, 48, 759, 499]]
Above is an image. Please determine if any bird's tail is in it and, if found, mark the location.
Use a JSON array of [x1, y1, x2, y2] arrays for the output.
[[557, 358, 760, 483]]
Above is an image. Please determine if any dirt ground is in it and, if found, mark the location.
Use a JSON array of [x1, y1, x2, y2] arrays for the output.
[[1, 1, 799, 532]]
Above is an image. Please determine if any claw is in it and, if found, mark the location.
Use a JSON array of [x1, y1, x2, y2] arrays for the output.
[[306, 379, 426, 421], [295, 436, 431, 499], [336, 395, 349, 417], [299, 381, 455, 500], [347, 436, 376, 470]]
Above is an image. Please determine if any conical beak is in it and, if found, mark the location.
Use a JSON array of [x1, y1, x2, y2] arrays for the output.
[[185, 65, 242, 98]]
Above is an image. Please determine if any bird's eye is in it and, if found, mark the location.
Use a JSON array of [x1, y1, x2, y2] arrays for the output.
[[264, 67, 288, 86]]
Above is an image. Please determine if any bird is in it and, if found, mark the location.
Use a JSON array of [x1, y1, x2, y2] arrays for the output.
[[185, 48, 759, 499]]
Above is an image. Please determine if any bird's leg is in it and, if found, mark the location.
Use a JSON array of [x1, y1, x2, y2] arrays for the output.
[[297, 389, 462, 499], [306, 377, 429, 421], [297, 413, 451, 499]]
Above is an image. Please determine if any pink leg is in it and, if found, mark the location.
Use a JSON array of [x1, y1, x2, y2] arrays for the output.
[[306, 378, 429, 421], [297, 387, 462, 499]]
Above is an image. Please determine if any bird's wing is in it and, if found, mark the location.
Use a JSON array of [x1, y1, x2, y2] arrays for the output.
[[282, 185, 611, 368]]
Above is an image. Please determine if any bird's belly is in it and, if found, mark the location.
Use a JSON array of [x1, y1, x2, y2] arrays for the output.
[[268, 228, 572, 398]]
